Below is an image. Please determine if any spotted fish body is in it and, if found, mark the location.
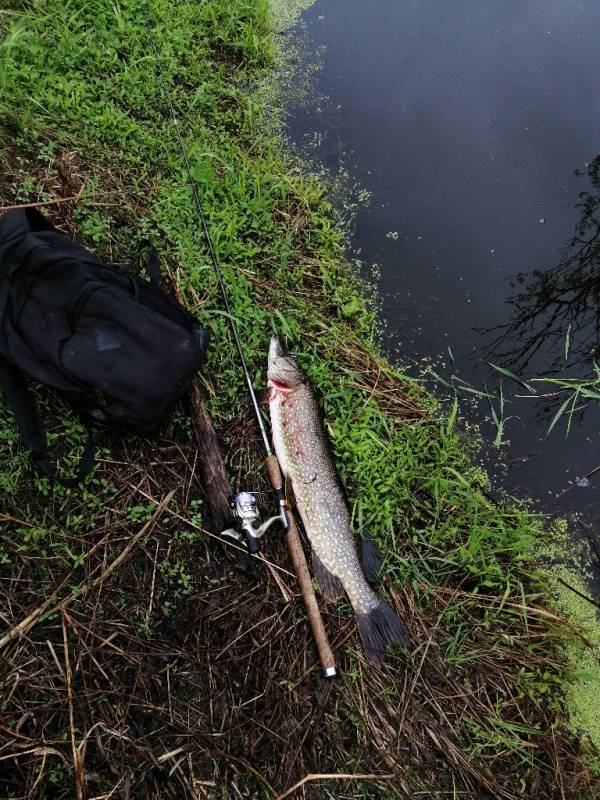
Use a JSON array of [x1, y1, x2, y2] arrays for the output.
[[267, 337, 411, 662]]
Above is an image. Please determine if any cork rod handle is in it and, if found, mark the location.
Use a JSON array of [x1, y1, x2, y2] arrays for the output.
[[266, 454, 337, 677]]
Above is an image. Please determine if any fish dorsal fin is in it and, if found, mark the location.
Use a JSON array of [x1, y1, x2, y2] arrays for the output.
[[360, 526, 384, 584], [312, 551, 344, 601]]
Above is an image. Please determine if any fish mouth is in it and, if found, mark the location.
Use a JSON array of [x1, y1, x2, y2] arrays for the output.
[[268, 336, 284, 366], [267, 376, 293, 402], [268, 336, 286, 379], [267, 336, 303, 389]]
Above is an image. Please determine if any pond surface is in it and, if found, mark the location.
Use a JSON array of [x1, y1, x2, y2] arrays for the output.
[[287, 0, 600, 528]]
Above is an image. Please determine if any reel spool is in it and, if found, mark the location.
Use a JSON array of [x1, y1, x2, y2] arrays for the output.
[[221, 491, 288, 554]]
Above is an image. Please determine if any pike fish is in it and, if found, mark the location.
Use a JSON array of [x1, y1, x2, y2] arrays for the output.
[[267, 337, 411, 662]]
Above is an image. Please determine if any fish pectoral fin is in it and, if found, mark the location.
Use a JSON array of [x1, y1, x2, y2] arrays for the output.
[[312, 551, 344, 601], [360, 526, 384, 584], [284, 475, 296, 509]]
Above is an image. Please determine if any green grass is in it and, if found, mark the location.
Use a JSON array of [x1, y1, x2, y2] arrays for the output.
[[0, 1, 598, 798]]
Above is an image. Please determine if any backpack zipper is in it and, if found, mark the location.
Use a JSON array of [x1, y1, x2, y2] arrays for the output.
[[68, 282, 107, 331]]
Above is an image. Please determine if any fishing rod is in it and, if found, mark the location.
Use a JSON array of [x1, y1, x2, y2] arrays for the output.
[[144, 10, 336, 677]]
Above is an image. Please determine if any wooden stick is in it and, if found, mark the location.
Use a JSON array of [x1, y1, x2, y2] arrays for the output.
[[187, 380, 234, 532], [170, 272, 236, 534], [0, 189, 126, 212], [265, 454, 336, 677]]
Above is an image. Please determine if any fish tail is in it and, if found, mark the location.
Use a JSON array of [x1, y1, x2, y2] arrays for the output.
[[355, 596, 411, 663]]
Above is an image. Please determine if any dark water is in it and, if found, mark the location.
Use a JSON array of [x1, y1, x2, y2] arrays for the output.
[[287, 0, 600, 523]]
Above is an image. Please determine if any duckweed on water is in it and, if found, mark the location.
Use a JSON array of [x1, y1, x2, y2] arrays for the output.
[[553, 569, 600, 754], [536, 518, 600, 754], [269, 0, 315, 31]]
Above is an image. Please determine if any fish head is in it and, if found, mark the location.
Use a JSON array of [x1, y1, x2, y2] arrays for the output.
[[267, 337, 304, 391]]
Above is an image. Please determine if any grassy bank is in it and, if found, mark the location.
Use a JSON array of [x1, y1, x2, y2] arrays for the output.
[[0, 0, 597, 797]]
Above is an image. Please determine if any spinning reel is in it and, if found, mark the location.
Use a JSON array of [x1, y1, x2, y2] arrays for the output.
[[221, 491, 289, 554]]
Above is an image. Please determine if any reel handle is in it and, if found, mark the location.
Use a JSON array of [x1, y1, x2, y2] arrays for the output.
[[266, 455, 337, 678]]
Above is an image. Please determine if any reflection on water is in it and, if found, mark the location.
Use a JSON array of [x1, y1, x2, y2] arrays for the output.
[[490, 156, 600, 373], [286, 0, 600, 521]]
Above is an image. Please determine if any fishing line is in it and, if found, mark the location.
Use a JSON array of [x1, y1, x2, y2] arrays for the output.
[[143, 9, 272, 457]]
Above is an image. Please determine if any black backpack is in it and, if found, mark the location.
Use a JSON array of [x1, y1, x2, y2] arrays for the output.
[[0, 208, 209, 484]]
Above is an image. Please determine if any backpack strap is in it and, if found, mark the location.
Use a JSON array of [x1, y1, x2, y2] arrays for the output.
[[146, 245, 161, 288], [0, 358, 96, 487], [137, 239, 161, 288]]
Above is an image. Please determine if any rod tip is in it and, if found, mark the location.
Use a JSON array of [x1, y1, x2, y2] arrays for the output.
[[323, 666, 337, 678]]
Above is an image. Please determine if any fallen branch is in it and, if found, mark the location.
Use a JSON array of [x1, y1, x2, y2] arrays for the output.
[[0, 190, 126, 212]]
